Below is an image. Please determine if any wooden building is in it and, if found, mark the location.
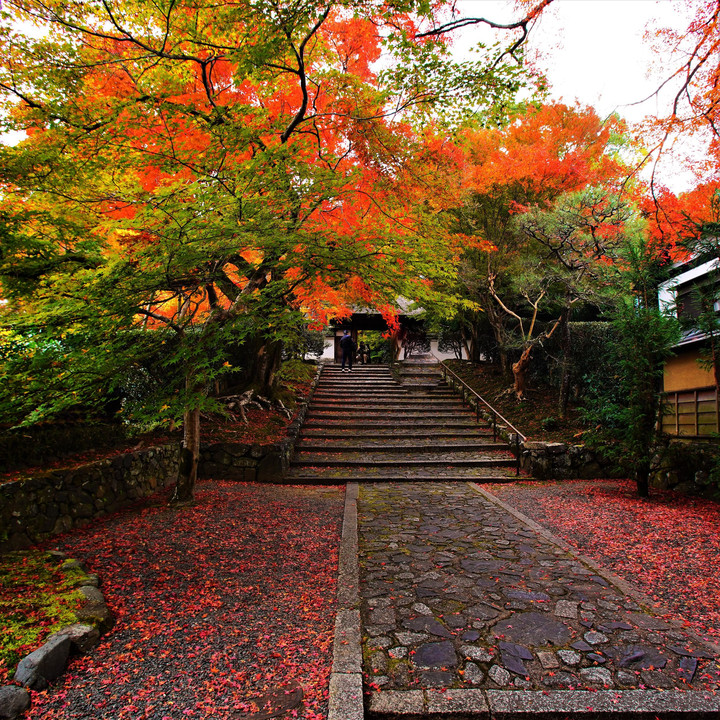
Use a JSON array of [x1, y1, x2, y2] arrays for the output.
[[659, 258, 719, 437]]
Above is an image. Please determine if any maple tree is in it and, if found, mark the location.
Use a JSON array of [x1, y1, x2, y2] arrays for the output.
[[449, 102, 631, 385], [0, 0, 555, 500]]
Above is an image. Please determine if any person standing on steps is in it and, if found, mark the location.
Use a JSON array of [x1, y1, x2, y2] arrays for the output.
[[359, 340, 370, 364], [340, 330, 356, 371]]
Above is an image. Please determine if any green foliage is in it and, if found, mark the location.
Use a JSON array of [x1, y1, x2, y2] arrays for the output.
[[582, 302, 681, 491], [540, 416, 560, 432], [358, 331, 394, 364], [273, 358, 317, 409], [0, 551, 84, 682], [550, 321, 617, 399], [274, 358, 316, 391], [283, 327, 327, 361]]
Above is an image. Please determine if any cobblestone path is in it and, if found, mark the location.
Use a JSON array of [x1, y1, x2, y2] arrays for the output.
[[357, 482, 720, 714]]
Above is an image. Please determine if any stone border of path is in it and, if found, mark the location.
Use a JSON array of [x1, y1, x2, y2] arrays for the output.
[[359, 482, 720, 720], [328, 482, 364, 720]]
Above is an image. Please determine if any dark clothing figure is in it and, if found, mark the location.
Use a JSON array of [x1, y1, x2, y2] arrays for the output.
[[359, 342, 370, 364], [339, 332, 356, 370]]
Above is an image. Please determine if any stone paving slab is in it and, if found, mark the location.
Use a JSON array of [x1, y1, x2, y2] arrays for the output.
[[357, 482, 720, 718]]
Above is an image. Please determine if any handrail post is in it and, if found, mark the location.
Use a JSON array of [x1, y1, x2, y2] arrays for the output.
[[516, 433, 521, 476], [493, 413, 497, 442]]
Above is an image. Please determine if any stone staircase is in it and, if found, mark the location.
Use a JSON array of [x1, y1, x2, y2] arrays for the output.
[[286, 363, 519, 483]]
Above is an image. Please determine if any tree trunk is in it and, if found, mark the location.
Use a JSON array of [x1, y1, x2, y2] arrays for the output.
[[635, 461, 650, 498], [512, 345, 533, 399], [249, 339, 283, 395], [172, 404, 200, 504], [460, 327, 476, 363], [558, 311, 572, 418]]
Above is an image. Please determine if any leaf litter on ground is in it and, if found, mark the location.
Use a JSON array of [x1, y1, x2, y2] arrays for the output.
[[27, 480, 343, 720]]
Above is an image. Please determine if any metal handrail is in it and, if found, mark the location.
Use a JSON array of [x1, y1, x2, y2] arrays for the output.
[[440, 361, 526, 475]]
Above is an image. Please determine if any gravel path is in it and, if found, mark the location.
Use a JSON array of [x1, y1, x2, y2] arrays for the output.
[[30, 481, 343, 720], [481, 479, 720, 642]]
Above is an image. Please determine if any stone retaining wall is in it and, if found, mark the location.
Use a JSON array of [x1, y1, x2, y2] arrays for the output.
[[0, 423, 128, 473], [0, 445, 180, 551], [1, 366, 323, 551], [651, 438, 720, 498], [519, 439, 610, 480]]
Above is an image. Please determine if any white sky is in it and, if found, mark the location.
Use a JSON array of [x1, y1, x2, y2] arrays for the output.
[[524, 0, 683, 121], [456, 0, 703, 191], [2, 0, 705, 191]]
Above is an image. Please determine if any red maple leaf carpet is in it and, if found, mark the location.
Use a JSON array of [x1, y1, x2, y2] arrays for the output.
[[482, 479, 720, 642], [31, 481, 343, 720]]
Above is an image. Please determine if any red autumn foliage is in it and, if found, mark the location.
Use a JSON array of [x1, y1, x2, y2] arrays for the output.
[[461, 102, 627, 207], [29, 481, 343, 719], [483, 479, 720, 641], [641, 182, 719, 259]]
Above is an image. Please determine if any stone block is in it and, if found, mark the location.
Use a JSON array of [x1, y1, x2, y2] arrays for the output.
[[487, 689, 720, 716], [0, 685, 30, 719], [332, 609, 361, 673], [368, 690, 424, 717], [257, 452, 283, 482], [51, 623, 101, 653], [522, 441, 549, 451], [14, 634, 72, 690], [327, 673, 363, 720], [426, 688, 489, 716], [75, 586, 113, 632]]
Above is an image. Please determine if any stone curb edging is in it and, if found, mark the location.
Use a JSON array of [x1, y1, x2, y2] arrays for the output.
[[468, 483, 720, 658], [367, 688, 720, 719], [328, 482, 364, 720]]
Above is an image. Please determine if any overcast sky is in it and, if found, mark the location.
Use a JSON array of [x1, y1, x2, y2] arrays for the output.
[[1, 0, 703, 190], [456, 0, 702, 191]]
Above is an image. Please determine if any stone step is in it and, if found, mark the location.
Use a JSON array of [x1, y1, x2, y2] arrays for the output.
[[312, 391, 455, 400], [300, 428, 496, 438], [293, 362, 518, 485], [321, 367, 393, 372], [301, 419, 488, 430], [312, 392, 456, 400], [295, 440, 508, 452], [304, 410, 483, 421], [284, 466, 518, 481], [292, 452, 516, 466], [308, 401, 466, 411], [313, 385, 406, 391]]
